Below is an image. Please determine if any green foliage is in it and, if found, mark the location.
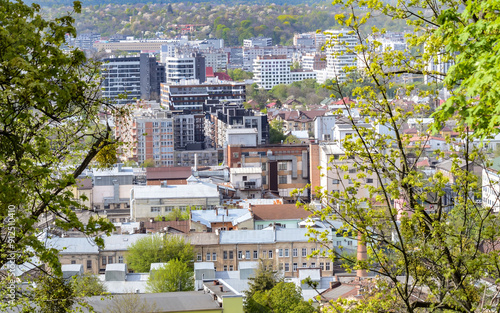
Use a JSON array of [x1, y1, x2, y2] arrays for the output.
[[141, 159, 156, 168], [154, 206, 200, 222], [244, 260, 282, 313], [146, 259, 194, 293], [126, 235, 194, 273], [0, 0, 120, 310], [269, 120, 287, 144], [246, 282, 316, 313], [228, 69, 254, 82], [31, 275, 76, 313], [71, 273, 107, 297], [307, 0, 500, 311]]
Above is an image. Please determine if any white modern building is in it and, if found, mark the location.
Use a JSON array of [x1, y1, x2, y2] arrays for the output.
[[253, 55, 316, 90], [165, 53, 206, 84], [316, 29, 359, 83], [243, 37, 272, 47]]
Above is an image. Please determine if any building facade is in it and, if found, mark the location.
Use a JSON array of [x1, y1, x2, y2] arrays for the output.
[[101, 53, 164, 105], [227, 144, 310, 202], [161, 80, 246, 112]]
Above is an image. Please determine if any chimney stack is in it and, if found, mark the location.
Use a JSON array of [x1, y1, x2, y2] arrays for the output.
[[356, 232, 368, 278]]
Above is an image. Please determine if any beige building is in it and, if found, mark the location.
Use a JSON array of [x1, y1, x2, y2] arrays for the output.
[[311, 143, 381, 204], [227, 144, 310, 202], [189, 228, 337, 278]]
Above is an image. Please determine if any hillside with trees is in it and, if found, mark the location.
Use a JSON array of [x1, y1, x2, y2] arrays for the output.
[[41, 3, 408, 45]]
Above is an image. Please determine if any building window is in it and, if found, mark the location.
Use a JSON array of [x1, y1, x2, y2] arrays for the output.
[[279, 263, 284, 271], [212, 253, 217, 261], [269, 250, 273, 258], [332, 179, 340, 184], [108, 256, 113, 264], [206, 252, 211, 261], [229, 251, 234, 259], [262, 250, 267, 258], [285, 263, 290, 272], [118, 256, 124, 263], [348, 168, 356, 173], [71, 260, 76, 265], [87, 260, 92, 269], [223, 251, 228, 260], [347, 241, 353, 246], [229, 265, 234, 271], [278, 175, 287, 184], [151, 207, 161, 213], [367, 178, 374, 183], [238, 251, 242, 259], [257, 224, 264, 230], [284, 249, 289, 257], [278, 162, 287, 171], [242, 176, 247, 181], [292, 248, 298, 257], [224, 265, 228, 271], [326, 262, 331, 271], [302, 248, 307, 257], [197, 254, 202, 261], [233, 152, 239, 158], [320, 262, 324, 270], [293, 263, 298, 272], [245, 251, 250, 259], [311, 262, 316, 268], [311, 248, 316, 254], [336, 241, 341, 246], [278, 249, 283, 257], [253, 251, 258, 259], [302, 263, 307, 268], [262, 163, 267, 171], [102, 256, 106, 266]]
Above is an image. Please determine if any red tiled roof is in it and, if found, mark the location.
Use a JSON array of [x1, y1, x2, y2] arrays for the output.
[[143, 220, 190, 233], [214, 72, 232, 81], [206, 67, 214, 77], [333, 97, 355, 105]]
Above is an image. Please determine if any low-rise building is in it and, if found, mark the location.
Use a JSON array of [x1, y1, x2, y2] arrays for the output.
[[130, 182, 221, 221], [251, 204, 310, 229], [227, 144, 310, 202], [190, 208, 253, 232], [230, 167, 263, 199]]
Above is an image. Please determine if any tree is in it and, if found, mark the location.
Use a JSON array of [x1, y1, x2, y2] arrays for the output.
[[71, 273, 107, 297], [244, 260, 282, 313], [126, 235, 194, 272], [304, 1, 500, 312], [104, 293, 158, 313], [146, 259, 194, 293], [246, 281, 316, 313], [0, 0, 120, 311], [30, 275, 76, 313], [269, 120, 287, 144]]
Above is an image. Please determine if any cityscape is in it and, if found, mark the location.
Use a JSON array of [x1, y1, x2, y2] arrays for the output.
[[1, 0, 499, 312]]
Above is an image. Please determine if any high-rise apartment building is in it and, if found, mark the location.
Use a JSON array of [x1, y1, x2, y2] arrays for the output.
[[316, 29, 359, 83], [101, 53, 164, 105], [165, 53, 206, 84], [160, 80, 246, 112], [115, 102, 175, 166]]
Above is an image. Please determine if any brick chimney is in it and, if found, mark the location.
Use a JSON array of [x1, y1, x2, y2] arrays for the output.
[[356, 232, 368, 278]]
